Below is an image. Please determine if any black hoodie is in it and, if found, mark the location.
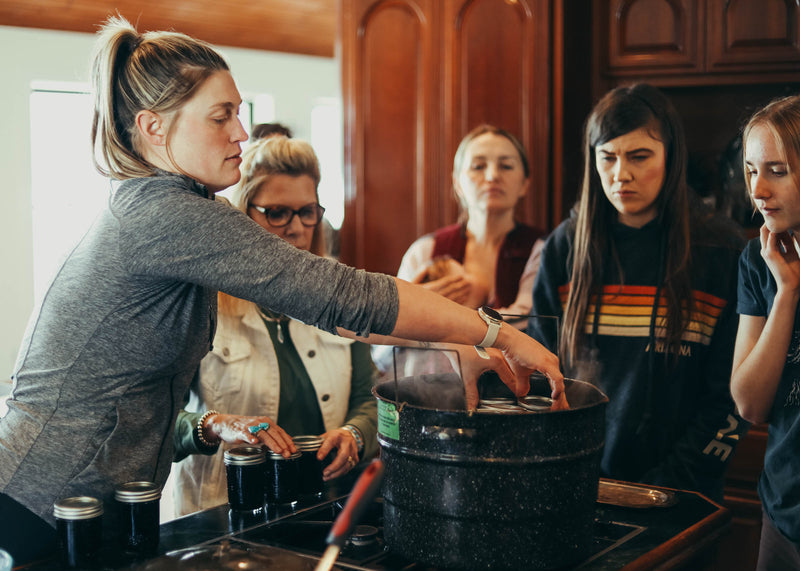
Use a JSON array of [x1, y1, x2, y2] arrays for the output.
[[529, 214, 747, 500]]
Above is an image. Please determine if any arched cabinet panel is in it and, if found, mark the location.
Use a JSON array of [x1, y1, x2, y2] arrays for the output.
[[359, 4, 431, 274], [600, 0, 800, 80], [707, 0, 800, 71], [341, 0, 442, 273], [605, 0, 701, 73], [444, 0, 550, 229]]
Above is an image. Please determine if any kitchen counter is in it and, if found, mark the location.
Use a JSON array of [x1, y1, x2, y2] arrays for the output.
[[23, 477, 730, 570], [581, 483, 730, 570]]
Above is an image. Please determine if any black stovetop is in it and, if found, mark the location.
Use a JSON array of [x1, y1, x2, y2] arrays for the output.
[[26, 476, 728, 570], [215, 496, 646, 570]]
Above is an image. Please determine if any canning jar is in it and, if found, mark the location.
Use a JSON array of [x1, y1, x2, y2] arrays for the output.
[[293, 435, 327, 498], [53, 496, 103, 569], [225, 446, 267, 511], [265, 450, 301, 505], [115, 481, 161, 557]]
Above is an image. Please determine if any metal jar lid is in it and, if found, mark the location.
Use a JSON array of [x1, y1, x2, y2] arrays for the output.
[[224, 446, 267, 466], [476, 401, 528, 414], [53, 496, 103, 520], [293, 435, 323, 452], [268, 450, 302, 461], [518, 395, 554, 411], [115, 481, 162, 503], [478, 398, 517, 406]]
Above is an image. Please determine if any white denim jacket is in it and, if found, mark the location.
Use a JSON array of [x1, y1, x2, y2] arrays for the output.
[[173, 301, 365, 516]]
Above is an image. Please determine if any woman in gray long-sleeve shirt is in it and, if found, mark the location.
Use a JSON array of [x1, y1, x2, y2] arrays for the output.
[[0, 16, 563, 565]]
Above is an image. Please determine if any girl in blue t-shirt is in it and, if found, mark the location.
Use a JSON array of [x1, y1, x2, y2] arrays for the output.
[[731, 94, 800, 570]]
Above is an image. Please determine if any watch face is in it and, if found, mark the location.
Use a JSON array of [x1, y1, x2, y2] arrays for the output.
[[481, 306, 503, 322]]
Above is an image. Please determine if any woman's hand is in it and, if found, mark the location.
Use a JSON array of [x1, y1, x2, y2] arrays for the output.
[[454, 331, 566, 411], [413, 273, 474, 305], [204, 414, 296, 457], [318, 427, 359, 481], [412, 259, 488, 307], [760, 225, 800, 294], [494, 325, 566, 409], [732, 226, 800, 423]]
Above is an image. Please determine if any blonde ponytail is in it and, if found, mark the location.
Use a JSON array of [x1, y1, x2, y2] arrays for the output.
[[89, 15, 229, 180]]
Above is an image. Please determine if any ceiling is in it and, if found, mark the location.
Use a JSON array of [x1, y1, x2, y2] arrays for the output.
[[0, 0, 337, 57]]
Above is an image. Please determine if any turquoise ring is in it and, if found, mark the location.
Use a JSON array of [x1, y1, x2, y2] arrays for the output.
[[248, 422, 270, 435]]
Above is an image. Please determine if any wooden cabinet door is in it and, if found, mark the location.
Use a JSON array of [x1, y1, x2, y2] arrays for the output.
[[603, 0, 702, 75], [340, 0, 551, 273], [706, 0, 800, 72], [441, 0, 551, 231], [340, 0, 443, 274]]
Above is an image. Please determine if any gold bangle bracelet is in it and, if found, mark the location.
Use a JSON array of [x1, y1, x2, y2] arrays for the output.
[[196, 410, 220, 448]]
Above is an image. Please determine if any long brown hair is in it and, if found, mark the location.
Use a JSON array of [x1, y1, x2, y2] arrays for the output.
[[561, 83, 692, 369]]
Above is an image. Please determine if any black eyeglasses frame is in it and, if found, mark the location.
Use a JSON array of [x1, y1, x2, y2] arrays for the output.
[[249, 203, 326, 228]]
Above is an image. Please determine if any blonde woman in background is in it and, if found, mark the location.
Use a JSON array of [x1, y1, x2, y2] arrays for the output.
[[397, 125, 546, 319], [172, 137, 378, 515], [375, 126, 547, 374]]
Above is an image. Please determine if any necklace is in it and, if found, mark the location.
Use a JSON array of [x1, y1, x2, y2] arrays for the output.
[[259, 307, 290, 344]]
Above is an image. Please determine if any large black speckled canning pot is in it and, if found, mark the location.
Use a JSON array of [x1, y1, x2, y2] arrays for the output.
[[373, 373, 608, 570]]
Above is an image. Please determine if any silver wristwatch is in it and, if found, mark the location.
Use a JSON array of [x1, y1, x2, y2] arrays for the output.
[[475, 305, 503, 359]]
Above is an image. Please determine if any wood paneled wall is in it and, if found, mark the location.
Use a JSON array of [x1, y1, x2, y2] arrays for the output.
[[0, 0, 336, 56]]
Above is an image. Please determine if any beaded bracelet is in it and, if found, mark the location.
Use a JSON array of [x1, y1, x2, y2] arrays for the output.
[[196, 410, 220, 449], [342, 424, 364, 455]]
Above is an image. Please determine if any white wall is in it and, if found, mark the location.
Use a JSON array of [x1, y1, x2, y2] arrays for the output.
[[0, 25, 339, 386]]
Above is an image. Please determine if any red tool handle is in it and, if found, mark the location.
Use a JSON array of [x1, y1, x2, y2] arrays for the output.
[[326, 458, 385, 547]]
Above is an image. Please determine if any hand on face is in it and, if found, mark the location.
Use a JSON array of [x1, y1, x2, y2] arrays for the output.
[[759, 225, 800, 295]]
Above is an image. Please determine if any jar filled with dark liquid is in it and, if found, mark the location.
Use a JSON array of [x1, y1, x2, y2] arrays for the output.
[[225, 446, 267, 511], [265, 450, 301, 505], [293, 435, 327, 498], [53, 496, 103, 569], [115, 481, 161, 558]]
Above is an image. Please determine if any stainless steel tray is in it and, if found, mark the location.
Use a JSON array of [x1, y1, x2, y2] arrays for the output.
[[597, 479, 678, 509]]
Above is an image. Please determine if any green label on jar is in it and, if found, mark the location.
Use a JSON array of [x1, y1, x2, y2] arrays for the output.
[[377, 400, 400, 440]]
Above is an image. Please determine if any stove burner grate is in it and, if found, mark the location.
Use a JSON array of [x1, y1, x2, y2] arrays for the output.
[[230, 497, 646, 570]]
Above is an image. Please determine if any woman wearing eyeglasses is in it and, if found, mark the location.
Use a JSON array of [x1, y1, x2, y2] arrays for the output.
[[170, 136, 378, 516]]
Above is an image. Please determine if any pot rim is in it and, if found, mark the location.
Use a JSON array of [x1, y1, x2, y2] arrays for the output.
[[373, 376, 608, 414]]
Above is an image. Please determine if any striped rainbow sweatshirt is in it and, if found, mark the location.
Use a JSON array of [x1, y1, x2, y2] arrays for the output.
[[529, 214, 746, 501]]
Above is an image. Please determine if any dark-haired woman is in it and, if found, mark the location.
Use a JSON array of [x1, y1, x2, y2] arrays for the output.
[[529, 83, 747, 500]]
